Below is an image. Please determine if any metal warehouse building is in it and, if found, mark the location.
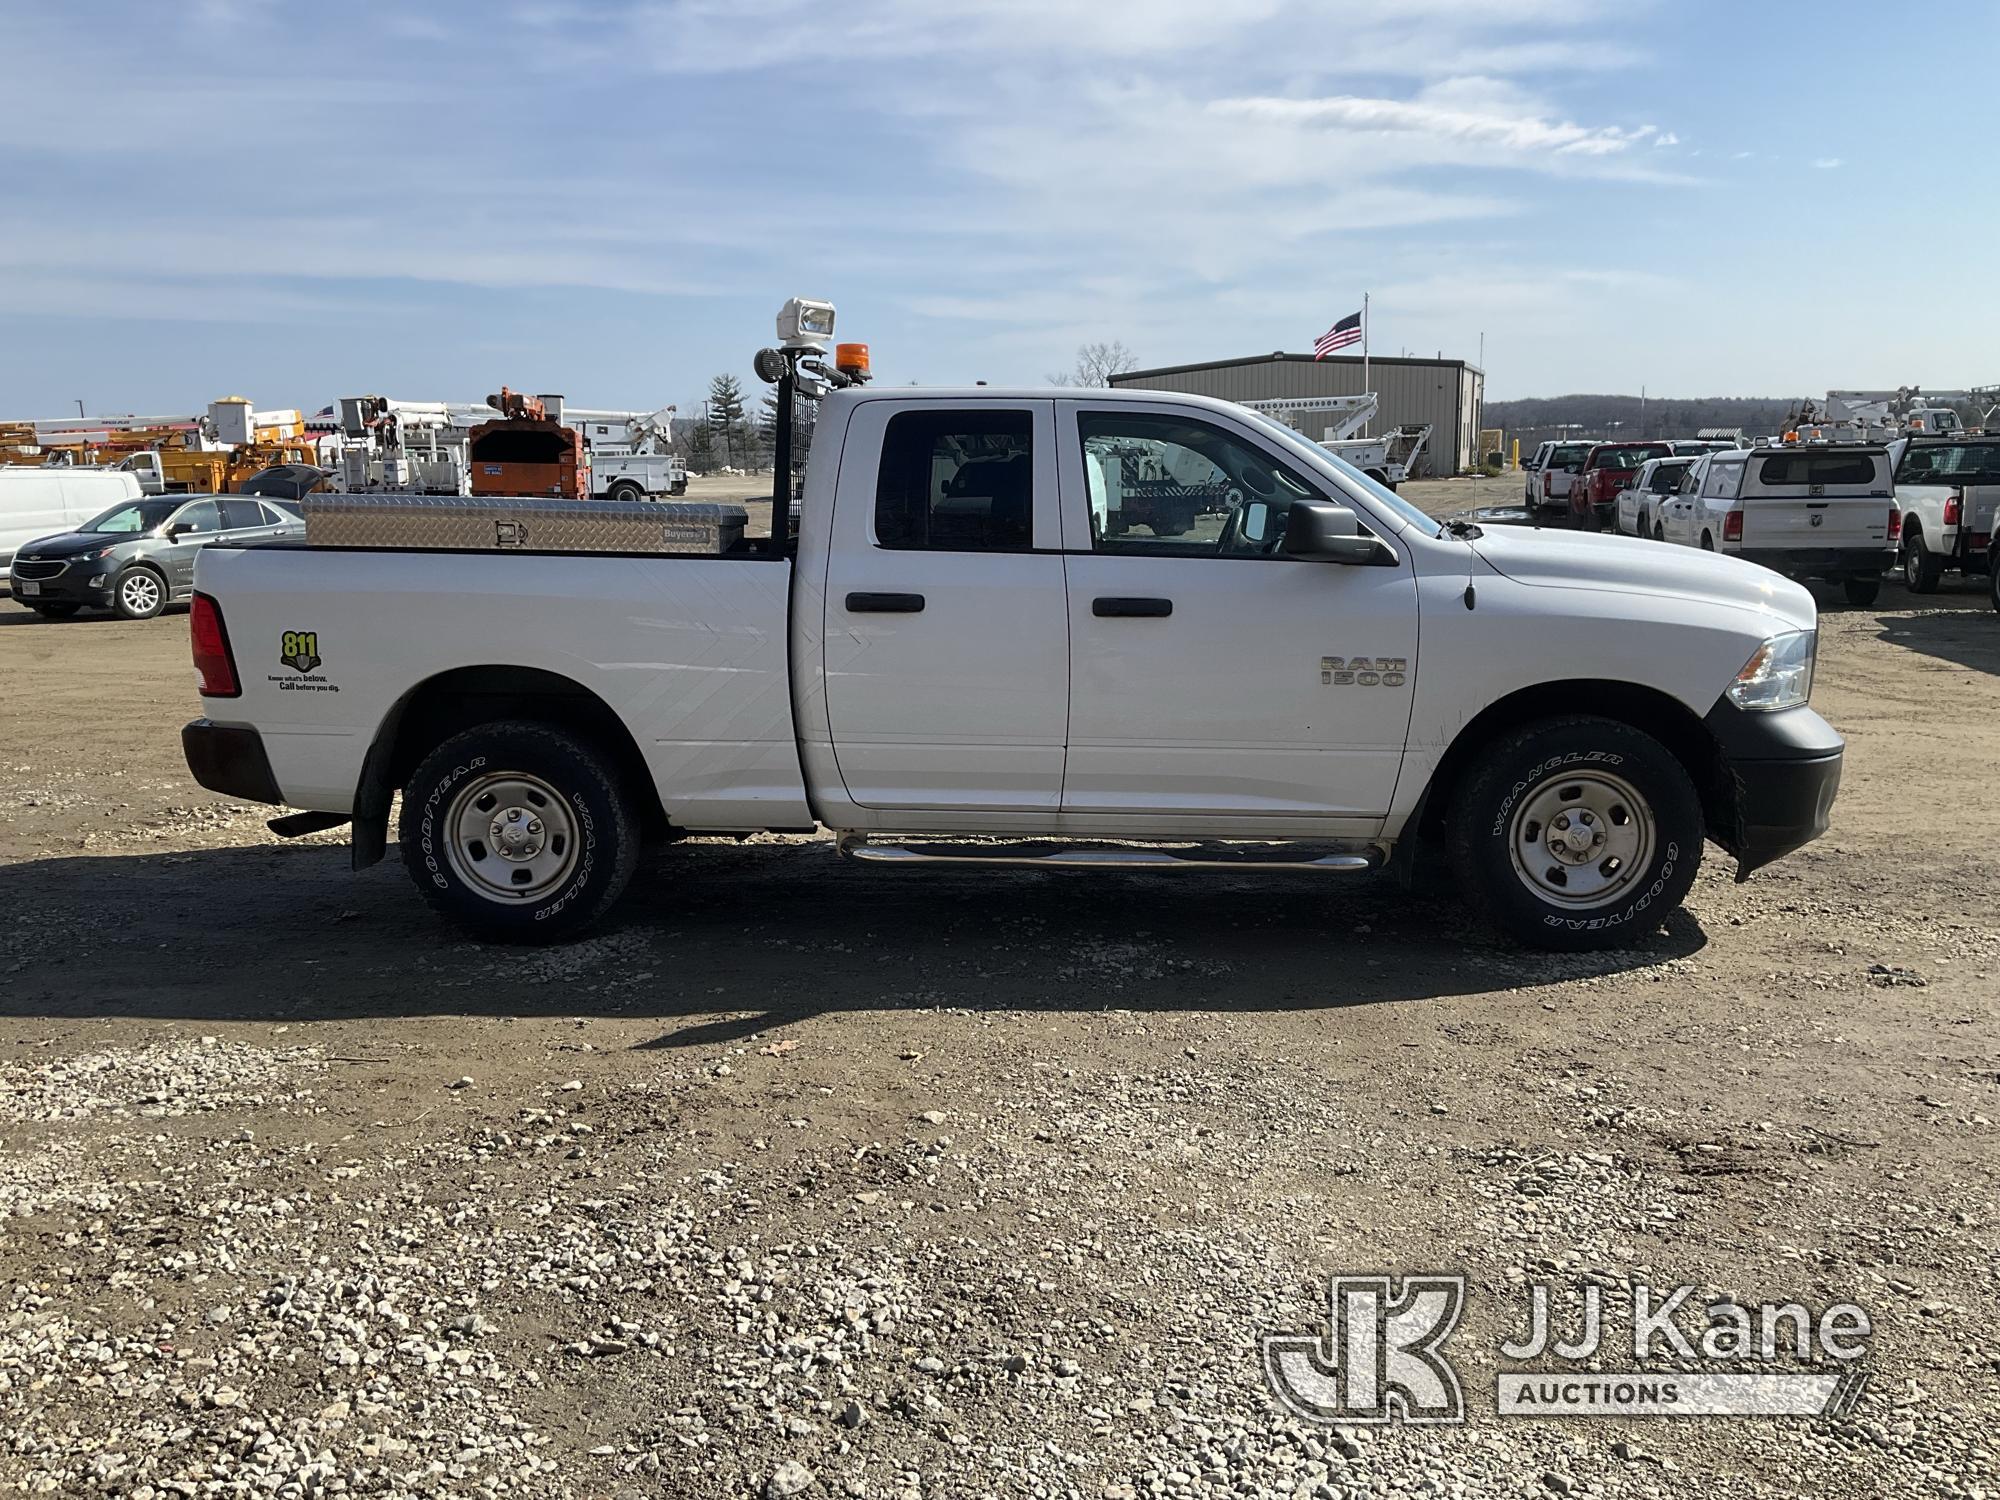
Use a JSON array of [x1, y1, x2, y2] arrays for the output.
[[1109, 352, 1485, 478]]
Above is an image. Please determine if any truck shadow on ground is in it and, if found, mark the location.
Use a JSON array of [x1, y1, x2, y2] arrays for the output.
[[0, 840, 1707, 1046], [1869, 589, 1999, 676]]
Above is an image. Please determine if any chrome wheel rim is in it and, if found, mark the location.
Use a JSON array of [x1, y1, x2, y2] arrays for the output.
[[1507, 769, 1656, 908], [443, 771, 579, 903], [121, 573, 160, 613]]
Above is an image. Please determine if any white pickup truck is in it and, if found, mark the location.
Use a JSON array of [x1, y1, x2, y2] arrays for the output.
[[179, 306, 1843, 952], [1888, 434, 1999, 594]]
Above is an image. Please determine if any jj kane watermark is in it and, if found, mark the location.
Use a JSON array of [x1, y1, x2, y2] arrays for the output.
[[1263, 1274, 1871, 1424]]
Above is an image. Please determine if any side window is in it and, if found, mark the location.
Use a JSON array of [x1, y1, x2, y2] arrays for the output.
[[220, 499, 267, 530], [875, 408, 1033, 551], [172, 500, 221, 534], [1703, 463, 1738, 499], [1078, 411, 1319, 556]]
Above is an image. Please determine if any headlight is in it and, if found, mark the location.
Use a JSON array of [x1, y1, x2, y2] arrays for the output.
[[1728, 630, 1816, 712]]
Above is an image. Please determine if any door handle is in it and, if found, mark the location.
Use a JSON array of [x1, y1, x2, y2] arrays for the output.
[[845, 592, 925, 613], [1093, 596, 1173, 617]]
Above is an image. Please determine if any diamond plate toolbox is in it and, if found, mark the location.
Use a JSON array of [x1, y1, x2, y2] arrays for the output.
[[301, 494, 748, 556]]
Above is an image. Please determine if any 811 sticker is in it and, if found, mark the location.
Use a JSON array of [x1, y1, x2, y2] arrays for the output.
[[279, 630, 322, 674]]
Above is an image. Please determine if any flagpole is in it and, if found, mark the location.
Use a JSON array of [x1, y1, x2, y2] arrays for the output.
[[1362, 292, 1370, 435]]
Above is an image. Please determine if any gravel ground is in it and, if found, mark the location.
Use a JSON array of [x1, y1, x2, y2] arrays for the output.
[[0, 474, 1996, 1499]]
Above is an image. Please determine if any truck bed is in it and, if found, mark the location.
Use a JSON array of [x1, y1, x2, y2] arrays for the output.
[[193, 543, 810, 829]]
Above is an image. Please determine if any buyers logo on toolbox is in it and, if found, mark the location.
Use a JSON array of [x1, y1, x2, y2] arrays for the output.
[[270, 630, 337, 692]]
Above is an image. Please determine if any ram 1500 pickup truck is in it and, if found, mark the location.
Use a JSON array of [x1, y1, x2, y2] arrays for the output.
[[180, 337, 1843, 952]]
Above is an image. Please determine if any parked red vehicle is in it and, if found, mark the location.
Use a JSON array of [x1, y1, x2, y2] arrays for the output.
[[1571, 441, 1672, 529]]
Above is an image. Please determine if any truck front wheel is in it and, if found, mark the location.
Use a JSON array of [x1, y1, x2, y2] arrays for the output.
[[400, 721, 640, 944], [1446, 715, 1702, 952]]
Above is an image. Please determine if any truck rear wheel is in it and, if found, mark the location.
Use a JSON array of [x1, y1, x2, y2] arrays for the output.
[[607, 480, 644, 503], [1447, 715, 1702, 952], [400, 721, 640, 944], [1901, 527, 1943, 593], [1842, 575, 1881, 608]]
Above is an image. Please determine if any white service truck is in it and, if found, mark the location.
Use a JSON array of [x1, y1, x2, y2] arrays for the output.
[[180, 301, 1844, 953], [569, 408, 690, 499]]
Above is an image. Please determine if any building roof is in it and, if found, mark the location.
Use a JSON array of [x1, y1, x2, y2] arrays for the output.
[[1112, 351, 1483, 383]]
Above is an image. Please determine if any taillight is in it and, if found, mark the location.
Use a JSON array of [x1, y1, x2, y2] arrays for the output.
[[190, 592, 240, 698], [1943, 490, 1963, 527], [1887, 507, 1902, 541], [1723, 510, 1744, 542]]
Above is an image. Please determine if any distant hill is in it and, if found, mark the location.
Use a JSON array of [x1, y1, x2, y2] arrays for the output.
[[1484, 395, 1795, 444]]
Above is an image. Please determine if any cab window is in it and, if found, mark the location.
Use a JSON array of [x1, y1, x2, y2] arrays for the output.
[[1078, 411, 1320, 557], [875, 409, 1033, 551]]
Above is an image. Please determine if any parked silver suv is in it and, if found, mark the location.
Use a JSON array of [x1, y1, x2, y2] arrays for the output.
[[7, 495, 304, 620]]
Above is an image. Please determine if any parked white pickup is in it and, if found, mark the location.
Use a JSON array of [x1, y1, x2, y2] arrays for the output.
[[181, 376, 1845, 952], [1656, 445, 1897, 606], [1888, 435, 2000, 594]]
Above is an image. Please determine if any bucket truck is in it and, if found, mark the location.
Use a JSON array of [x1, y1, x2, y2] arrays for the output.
[[567, 406, 690, 498], [1237, 395, 1432, 489]]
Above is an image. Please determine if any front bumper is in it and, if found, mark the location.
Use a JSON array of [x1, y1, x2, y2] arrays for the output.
[[1732, 546, 1894, 580], [8, 559, 117, 604], [1703, 700, 1844, 879], [182, 719, 285, 805]]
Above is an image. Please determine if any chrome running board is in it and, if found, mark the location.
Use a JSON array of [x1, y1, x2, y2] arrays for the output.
[[835, 834, 1381, 873]]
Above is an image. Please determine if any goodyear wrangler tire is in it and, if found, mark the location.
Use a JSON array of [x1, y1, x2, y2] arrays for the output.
[[1447, 716, 1702, 952], [399, 721, 639, 944]]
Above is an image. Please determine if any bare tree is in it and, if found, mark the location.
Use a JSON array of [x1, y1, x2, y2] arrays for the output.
[[1045, 339, 1139, 388]]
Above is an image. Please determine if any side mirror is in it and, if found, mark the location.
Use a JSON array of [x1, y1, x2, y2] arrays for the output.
[[1283, 500, 1390, 565], [167, 522, 194, 539]]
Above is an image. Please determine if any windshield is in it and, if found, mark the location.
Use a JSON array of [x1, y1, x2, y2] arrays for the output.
[[83, 500, 180, 533], [1592, 445, 1669, 470], [1236, 407, 1443, 537], [1896, 441, 2000, 484]]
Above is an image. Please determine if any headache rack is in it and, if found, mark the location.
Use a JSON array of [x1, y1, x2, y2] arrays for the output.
[[299, 493, 748, 555]]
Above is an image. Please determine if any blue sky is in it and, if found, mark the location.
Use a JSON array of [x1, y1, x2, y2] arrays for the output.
[[2, 0, 1995, 416]]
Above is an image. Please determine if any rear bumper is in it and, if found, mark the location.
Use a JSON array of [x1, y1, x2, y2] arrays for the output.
[[1732, 546, 1893, 579], [1703, 701, 1843, 879], [182, 719, 285, 805]]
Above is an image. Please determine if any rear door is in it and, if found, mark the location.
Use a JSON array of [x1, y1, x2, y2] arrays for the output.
[[220, 498, 287, 543], [1660, 458, 1705, 545], [1739, 450, 1891, 550], [819, 400, 1070, 812]]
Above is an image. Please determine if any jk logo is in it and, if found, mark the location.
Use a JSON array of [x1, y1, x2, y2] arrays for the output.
[[1262, 1274, 1465, 1424]]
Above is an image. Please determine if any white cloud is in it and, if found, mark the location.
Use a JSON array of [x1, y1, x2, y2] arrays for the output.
[[1812, 157, 1844, 169], [1655, 131, 1681, 147], [1211, 65, 1680, 163]]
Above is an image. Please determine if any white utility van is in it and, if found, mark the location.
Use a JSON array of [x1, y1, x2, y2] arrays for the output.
[[0, 468, 146, 571], [1657, 445, 1897, 606]]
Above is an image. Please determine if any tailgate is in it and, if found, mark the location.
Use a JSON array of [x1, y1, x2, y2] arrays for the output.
[[1966, 485, 2000, 546], [1740, 495, 1888, 549]]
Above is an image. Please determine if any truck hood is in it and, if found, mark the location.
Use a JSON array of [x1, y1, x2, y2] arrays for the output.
[[1467, 526, 1817, 633]]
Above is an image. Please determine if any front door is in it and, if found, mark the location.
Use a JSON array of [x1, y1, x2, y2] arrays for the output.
[[820, 400, 1070, 812], [160, 498, 222, 590], [1056, 400, 1419, 821]]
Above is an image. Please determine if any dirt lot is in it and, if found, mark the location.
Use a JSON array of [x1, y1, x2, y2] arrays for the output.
[[1, 476, 1996, 1499]]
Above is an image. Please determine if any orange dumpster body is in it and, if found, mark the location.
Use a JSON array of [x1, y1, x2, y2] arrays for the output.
[[467, 417, 586, 499]]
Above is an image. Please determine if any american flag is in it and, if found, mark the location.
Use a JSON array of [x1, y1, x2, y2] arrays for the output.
[[1314, 310, 1362, 358]]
